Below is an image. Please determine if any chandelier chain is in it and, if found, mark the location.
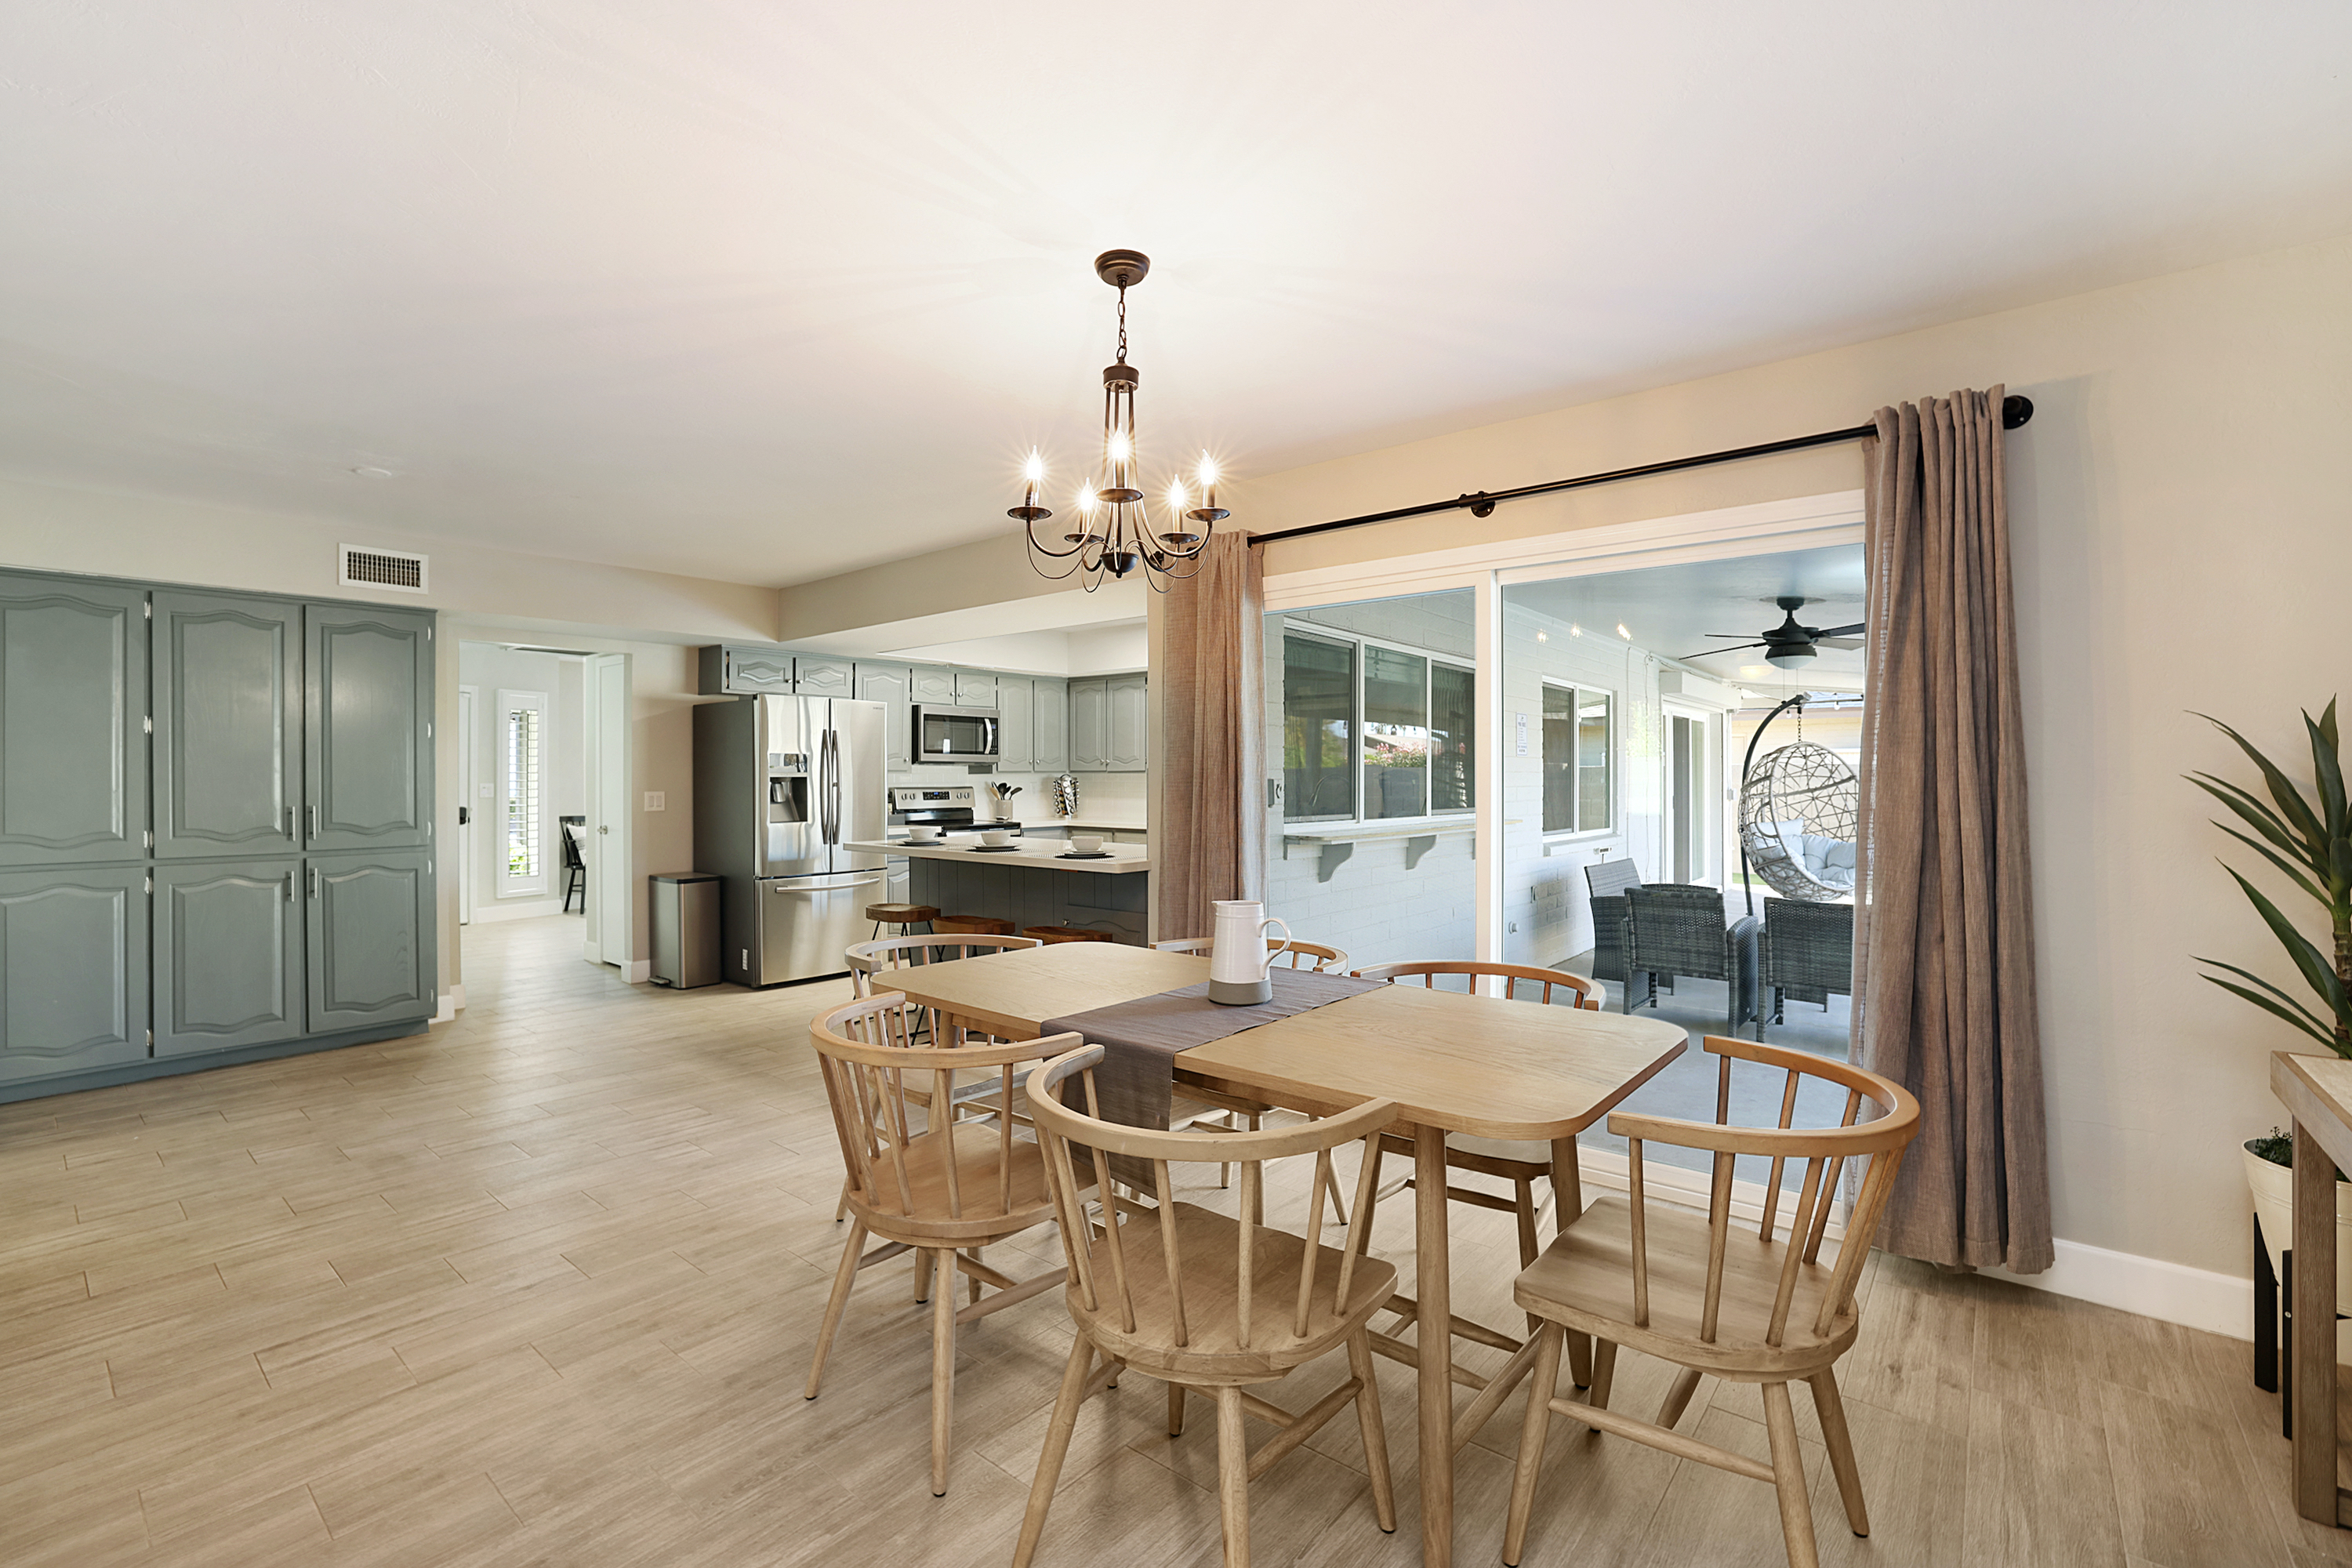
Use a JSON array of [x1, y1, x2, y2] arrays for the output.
[[1114, 286, 1128, 364]]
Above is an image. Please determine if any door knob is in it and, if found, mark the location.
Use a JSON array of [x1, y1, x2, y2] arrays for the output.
[[599, 825, 609, 834]]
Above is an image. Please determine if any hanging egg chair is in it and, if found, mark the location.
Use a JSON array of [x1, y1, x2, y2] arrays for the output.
[[1738, 741, 1860, 902]]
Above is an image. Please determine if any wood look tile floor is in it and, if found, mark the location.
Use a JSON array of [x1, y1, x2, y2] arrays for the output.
[[0, 915, 2331, 1566]]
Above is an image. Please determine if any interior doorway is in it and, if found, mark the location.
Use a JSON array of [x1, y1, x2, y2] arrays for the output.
[[585, 652, 633, 971], [455, 642, 590, 930], [456, 686, 477, 926], [1662, 701, 1720, 887]]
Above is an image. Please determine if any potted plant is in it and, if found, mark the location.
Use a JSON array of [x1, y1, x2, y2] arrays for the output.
[[2188, 699, 2352, 1306]]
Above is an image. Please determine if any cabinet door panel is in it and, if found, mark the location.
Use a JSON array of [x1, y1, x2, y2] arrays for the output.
[[1068, 678, 1109, 771], [307, 850, 435, 1032], [953, 671, 999, 708], [909, 666, 956, 703], [726, 648, 793, 694], [155, 593, 300, 857], [1108, 675, 1149, 771], [306, 605, 432, 851], [1032, 679, 1069, 773], [155, 859, 303, 1053], [794, 656, 854, 698], [0, 575, 147, 867], [0, 866, 147, 1081], [856, 664, 912, 768], [996, 678, 1033, 772]]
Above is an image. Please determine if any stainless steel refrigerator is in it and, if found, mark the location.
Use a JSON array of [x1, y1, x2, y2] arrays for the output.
[[692, 695, 887, 986]]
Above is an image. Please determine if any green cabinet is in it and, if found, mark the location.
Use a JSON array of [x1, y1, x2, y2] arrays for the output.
[[307, 849, 437, 1033], [0, 575, 147, 867], [795, 656, 855, 697], [1107, 673, 1149, 770], [857, 662, 913, 768], [1069, 677, 1109, 770], [953, 671, 999, 707], [698, 645, 793, 695], [996, 677, 1034, 770], [306, 604, 433, 852], [154, 593, 301, 858], [1032, 678, 1069, 772], [154, 858, 303, 1054], [0, 865, 149, 1082], [909, 666, 957, 704]]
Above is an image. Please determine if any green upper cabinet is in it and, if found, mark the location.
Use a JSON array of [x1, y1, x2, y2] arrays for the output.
[[996, 677, 1033, 771], [0, 575, 147, 867], [953, 671, 999, 708], [0, 864, 149, 1082], [856, 662, 913, 768], [909, 666, 956, 704], [1032, 678, 1069, 773], [1107, 673, 1149, 770], [795, 656, 855, 698], [307, 848, 436, 1033], [697, 644, 793, 695], [154, 593, 301, 858], [154, 858, 303, 1054], [305, 604, 434, 853], [1068, 677, 1109, 771]]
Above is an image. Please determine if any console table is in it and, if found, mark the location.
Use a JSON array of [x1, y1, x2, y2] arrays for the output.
[[2270, 1051, 2352, 1526]]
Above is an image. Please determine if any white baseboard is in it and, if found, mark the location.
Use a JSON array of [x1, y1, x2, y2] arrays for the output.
[[1981, 1239, 2254, 1341], [622, 959, 652, 984], [434, 991, 456, 1024], [1573, 1149, 2255, 1342]]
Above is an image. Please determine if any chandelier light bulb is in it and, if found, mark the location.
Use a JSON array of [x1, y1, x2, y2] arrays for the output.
[[1167, 480, 1189, 510], [1108, 430, 1131, 463], [1023, 449, 1044, 485], [1196, 454, 1218, 486]]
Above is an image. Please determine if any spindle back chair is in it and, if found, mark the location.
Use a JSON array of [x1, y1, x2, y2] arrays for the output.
[[1502, 1034, 1920, 1568], [804, 993, 1087, 1498], [1012, 1044, 1401, 1568], [1152, 935, 1352, 973]]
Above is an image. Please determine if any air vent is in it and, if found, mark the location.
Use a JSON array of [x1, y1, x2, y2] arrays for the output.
[[339, 544, 429, 593]]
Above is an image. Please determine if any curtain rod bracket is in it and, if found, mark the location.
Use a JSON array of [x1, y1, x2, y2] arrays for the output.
[[2002, 394, 2033, 430], [1459, 492, 1497, 518]]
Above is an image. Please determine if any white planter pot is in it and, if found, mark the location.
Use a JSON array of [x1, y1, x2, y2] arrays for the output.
[[2243, 1145, 2352, 1364]]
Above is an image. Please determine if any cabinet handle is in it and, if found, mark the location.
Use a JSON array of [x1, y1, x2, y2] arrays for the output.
[[284, 806, 294, 838], [307, 804, 318, 839], [283, 872, 294, 902], [310, 866, 320, 900]]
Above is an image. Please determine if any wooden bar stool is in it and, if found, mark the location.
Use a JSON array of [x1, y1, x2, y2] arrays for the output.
[[866, 902, 938, 940], [935, 914, 1015, 937], [1021, 925, 1114, 945]]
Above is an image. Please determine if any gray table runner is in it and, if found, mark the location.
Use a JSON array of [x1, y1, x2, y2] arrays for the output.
[[1043, 969, 1381, 1182]]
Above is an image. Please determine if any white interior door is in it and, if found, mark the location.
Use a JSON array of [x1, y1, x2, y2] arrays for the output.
[[456, 686, 476, 925], [589, 654, 631, 968]]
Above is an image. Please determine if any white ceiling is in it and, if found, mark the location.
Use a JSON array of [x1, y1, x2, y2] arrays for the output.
[[6, 3, 2347, 588], [1504, 545, 1867, 689]]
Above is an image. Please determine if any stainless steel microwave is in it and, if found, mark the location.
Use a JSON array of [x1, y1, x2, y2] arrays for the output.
[[913, 703, 1000, 762]]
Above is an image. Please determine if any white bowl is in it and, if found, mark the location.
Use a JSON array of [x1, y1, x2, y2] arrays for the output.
[[1069, 834, 1105, 854], [907, 826, 941, 842], [981, 830, 1011, 847]]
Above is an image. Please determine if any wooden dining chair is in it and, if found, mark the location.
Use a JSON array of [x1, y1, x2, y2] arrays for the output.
[[1153, 935, 1352, 973], [1501, 1036, 1921, 1568], [1147, 936, 1355, 1219], [804, 995, 1089, 1497], [1353, 960, 1602, 1268], [1014, 1044, 1399, 1568]]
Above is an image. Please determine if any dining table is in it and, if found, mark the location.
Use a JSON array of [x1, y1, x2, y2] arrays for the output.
[[880, 940, 1687, 1568]]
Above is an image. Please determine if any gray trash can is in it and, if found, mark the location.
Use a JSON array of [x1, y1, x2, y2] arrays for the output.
[[650, 873, 722, 989]]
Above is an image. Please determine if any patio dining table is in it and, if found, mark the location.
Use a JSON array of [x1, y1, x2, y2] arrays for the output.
[[880, 939, 1686, 1568]]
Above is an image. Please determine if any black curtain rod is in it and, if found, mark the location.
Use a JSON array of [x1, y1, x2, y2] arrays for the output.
[[1248, 394, 2034, 546]]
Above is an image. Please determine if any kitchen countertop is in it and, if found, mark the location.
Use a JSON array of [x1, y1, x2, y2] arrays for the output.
[[848, 834, 1151, 875]]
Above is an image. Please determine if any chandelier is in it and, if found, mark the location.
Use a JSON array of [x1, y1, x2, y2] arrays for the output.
[[1013, 249, 1225, 592]]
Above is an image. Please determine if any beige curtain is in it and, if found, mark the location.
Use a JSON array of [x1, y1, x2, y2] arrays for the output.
[[1855, 386, 2053, 1274], [1155, 533, 1268, 941]]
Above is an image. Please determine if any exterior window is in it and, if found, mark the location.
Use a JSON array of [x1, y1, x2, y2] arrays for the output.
[[499, 690, 548, 895], [1363, 646, 1429, 819], [1543, 681, 1613, 834], [1283, 634, 1356, 821], [1428, 663, 1475, 813], [1281, 626, 1472, 825]]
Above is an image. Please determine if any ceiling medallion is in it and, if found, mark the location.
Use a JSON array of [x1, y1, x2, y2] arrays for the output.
[[1012, 249, 1225, 593]]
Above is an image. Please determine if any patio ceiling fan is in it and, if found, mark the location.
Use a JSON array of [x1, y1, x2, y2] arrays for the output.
[[1681, 596, 1864, 668]]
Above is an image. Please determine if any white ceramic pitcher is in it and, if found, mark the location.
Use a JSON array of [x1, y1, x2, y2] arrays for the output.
[[1207, 900, 1289, 1006]]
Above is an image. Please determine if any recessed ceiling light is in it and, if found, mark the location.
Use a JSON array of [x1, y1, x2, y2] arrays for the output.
[[1536, 630, 1548, 642], [1569, 624, 1582, 637], [350, 466, 396, 479], [1616, 622, 1632, 640]]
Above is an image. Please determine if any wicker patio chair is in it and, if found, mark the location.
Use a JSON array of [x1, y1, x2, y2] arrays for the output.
[[1582, 859, 1642, 985], [1621, 885, 1759, 1034], [1759, 898, 1854, 1036]]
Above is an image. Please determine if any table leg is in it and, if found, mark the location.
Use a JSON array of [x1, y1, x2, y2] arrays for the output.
[[2293, 1117, 2338, 1524], [1415, 1123, 1454, 1567], [1550, 1135, 1592, 1390]]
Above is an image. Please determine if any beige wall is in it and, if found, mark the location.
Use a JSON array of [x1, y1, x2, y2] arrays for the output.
[[1240, 235, 2352, 1284], [0, 474, 779, 644]]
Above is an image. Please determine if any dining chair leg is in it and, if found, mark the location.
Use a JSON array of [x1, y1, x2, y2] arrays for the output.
[[1323, 1158, 1352, 1226], [1762, 1380, 1822, 1568], [1215, 1385, 1252, 1568], [1655, 1365, 1704, 1430], [1502, 1319, 1563, 1566], [914, 1247, 935, 1304], [1012, 1336, 1095, 1568], [1548, 1137, 1592, 1389], [833, 1179, 851, 1222], [1346, 1327, 1398, 1532], [1513, 1177, 1539, 1267], [804, 1218, 868, 1399], [966, 1246, 983, 1307], [1809, 1367, 1869, 1536], [1168, 1377, 1188, 1436], [1584, 1339, 1617, 1432], [930, 1250, 958, 1496]]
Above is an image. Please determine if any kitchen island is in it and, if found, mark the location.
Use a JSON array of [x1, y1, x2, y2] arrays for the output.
[[842, 834, 1151, 944]]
